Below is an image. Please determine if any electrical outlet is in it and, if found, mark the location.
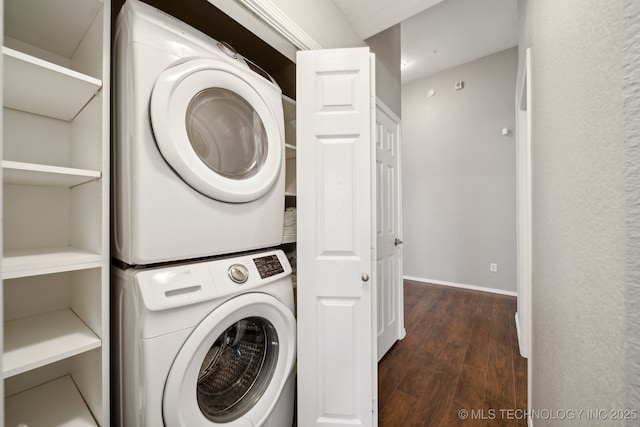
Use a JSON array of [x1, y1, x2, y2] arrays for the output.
[[490, 263, 498, 273]]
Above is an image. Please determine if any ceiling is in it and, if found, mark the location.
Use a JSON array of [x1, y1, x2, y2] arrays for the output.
[[332, 0, 518, 84], [331, 0, 446, 40]]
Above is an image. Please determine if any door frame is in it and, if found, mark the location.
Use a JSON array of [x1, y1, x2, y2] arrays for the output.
[[516, 48, 532, 360]]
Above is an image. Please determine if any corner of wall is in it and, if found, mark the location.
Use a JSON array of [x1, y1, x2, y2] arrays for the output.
[[624, 0, 640, 416]]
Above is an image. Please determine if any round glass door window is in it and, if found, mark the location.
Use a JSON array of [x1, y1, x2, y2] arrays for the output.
[[196, 317, 278, 423], [151, 59, 283, 203], [186, 88, 268, 180]]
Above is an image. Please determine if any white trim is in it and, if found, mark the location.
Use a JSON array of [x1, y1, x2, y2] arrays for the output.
[[515, 47, 534, 421], [529, 418, 534, 427], [234, 0, 322, 51], [404, 276, 518, 297], [515, 312, 527, 358]]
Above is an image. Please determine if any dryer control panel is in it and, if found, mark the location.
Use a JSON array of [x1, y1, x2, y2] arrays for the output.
[[253, 254, 284, 279]]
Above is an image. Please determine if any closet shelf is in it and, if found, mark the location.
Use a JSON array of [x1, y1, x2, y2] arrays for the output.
[[3, 160, 101, 187], [282, 94, 296, 149], [3, 246, 103, 280], [3, 308, 101, 378], [282, 94, 296, 119], [285, 144, 296, 159], [5, 375, 98, 426], [3, 46, 102, 121]]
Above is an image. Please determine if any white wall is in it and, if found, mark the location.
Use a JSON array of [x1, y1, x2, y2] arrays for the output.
[[401, 48, 518, 294], [268, 0, 365, 49], [366, 24, 402, 118], [518, 0, 634, 422]]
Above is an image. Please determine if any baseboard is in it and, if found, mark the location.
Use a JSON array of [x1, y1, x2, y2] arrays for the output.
[[403, 276, 518, 297], [515, 312, 529, 358]]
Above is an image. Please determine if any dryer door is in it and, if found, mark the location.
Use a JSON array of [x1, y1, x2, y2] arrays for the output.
[[163, 293, 296, 426], [150, 59, 283, 203]]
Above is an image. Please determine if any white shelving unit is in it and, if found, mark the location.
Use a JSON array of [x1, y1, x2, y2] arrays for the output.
[[282, 95, 297, 244], [2, 0, 110, 424], [283, 94, 297, 197]]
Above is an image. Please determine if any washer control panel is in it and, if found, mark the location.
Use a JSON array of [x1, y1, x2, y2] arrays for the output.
[[228, 264, 249, 284], [253, 254, 284, 279]]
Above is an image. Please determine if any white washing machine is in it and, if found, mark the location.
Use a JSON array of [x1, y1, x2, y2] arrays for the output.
[[114, 0, 286, 265], [113, 249, 296, 427]]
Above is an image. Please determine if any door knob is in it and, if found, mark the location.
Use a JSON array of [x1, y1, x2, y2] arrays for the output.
[[362, 273, 369, 282], [394, 238, 404, 246]]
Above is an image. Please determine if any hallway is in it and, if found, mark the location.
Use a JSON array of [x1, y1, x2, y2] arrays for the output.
[[378, 281, 527, 427]]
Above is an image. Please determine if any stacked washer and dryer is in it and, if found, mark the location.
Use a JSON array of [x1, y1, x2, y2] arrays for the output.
[[112, 1, 296, 426]]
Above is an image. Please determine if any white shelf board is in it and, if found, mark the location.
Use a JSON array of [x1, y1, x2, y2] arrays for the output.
[[3, 160, 101, 187], [285, 144, 297, 159], [3, 246, 103, 279], [3, 309, 101, 378], [3, 47, 102, 121], [5, 375, 98, 426], [282, 94, 296, 120]]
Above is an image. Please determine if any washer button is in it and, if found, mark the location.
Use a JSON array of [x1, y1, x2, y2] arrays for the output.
[[228, 264, 249, 284]]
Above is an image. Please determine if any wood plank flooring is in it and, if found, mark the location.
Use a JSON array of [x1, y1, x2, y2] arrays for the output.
[[378, 280, 527, 427]]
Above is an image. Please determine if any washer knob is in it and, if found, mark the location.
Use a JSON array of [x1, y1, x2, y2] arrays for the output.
[[228, 264, 249, 284]]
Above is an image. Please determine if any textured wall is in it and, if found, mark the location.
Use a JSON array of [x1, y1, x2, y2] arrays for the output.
[[624, 0, 640, 421], [519, 0, 630, 424], [401, 48, 518, 293]]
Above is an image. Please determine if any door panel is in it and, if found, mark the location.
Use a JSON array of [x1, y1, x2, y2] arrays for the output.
[[296, 47, 376, 427], [375, 100, 405, 361]]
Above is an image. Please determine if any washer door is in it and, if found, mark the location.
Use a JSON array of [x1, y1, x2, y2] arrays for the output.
[[150, 59, 283, 203], [163, 293, 296, 426]]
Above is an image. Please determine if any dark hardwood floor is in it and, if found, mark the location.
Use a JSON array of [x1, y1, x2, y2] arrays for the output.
[[378, 280, 527, 427]]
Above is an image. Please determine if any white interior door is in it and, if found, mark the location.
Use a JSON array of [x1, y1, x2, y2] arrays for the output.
[[375, 100, 405, 361], [296, 47, 377, 427]]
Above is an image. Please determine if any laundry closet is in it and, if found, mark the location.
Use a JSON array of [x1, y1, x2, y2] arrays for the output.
[[1, 0, 403, 426], [110, 1, 298, 425]]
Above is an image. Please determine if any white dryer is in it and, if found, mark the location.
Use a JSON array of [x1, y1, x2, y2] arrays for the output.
[[113, 249, 296, 427], [114, 0, 286, 265]]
